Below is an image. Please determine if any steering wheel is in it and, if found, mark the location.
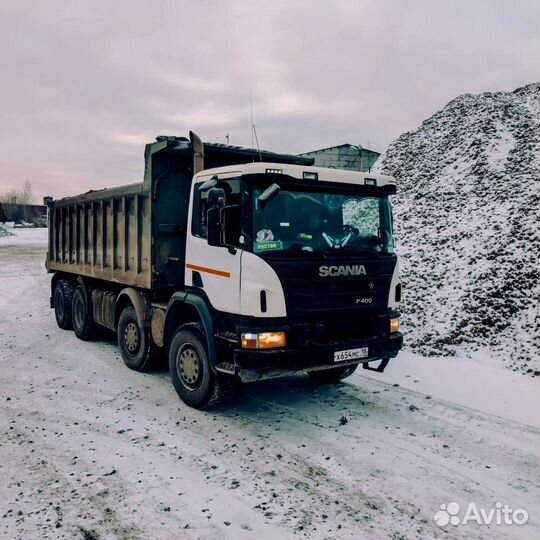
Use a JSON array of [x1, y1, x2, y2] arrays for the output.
[[322, 225, 358, 249]]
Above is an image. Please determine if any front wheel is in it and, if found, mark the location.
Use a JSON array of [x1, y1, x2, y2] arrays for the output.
[[307, 364, 358, 384], [169, 323, 241, 409], [169, 323, 228, 409]]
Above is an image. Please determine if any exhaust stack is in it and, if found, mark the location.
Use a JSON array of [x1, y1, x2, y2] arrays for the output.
[[189, 131, 205, 174]]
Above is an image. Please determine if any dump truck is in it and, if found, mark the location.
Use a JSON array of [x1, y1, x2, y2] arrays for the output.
[[45, 132, 403, 408]]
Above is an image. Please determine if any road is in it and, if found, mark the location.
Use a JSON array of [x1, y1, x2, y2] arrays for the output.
[[1, 232, 538, 540]]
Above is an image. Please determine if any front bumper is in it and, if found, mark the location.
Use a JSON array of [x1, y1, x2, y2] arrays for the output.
[[231, 332, 403, 382]]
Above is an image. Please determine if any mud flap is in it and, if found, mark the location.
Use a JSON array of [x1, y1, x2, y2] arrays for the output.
[[362, 358, 390, 373]]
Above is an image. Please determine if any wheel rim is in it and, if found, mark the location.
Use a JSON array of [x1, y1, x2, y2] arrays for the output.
[[55, 289, 64, 319], [124, 321, 140, 355], [73, 293, 84, 329], [176, 344, 202, 390]]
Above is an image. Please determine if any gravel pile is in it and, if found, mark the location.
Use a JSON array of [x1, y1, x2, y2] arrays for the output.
[[374, 82, 540, 372]]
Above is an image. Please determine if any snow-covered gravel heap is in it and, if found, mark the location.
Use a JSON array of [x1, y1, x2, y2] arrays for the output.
[[374, 82, 540, 373]]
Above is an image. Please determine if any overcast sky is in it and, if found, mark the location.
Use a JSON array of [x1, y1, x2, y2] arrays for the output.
[[0, 0, 538, 202]]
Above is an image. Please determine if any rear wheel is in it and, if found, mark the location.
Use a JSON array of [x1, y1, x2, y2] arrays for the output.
[[307, 364, 358, 384], [72, 285, 97, 340], [169, 323, 236, 409], [54, 279, 74, 330], [117, 305, 155, 371]]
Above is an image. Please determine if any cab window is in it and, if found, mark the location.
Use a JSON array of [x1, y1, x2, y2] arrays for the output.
[[192, 179, 241, 245]]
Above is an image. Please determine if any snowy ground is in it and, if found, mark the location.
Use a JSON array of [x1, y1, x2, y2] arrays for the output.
[[1, 226, 539, 540]]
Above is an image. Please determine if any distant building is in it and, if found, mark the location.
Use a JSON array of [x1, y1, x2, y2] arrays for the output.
[[298, 144, 380, 172], [0, 202, 47, 225]]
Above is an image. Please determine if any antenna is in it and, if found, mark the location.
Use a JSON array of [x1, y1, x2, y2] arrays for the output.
[[250, 90, 255, 161], [225, 133, 230, 145], [253, 124, 262, 161], [250, 90, 262, 161]]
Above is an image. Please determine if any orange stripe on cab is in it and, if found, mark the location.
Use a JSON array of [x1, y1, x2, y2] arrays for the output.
[[186, 263, 231, 278]]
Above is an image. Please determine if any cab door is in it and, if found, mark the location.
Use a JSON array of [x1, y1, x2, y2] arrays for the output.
[[184, 178, 242, 314]]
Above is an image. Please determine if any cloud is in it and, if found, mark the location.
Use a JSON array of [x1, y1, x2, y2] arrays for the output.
[[0, 0, 538, 201]]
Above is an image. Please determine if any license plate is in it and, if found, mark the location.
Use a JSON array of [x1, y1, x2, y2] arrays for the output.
[[334, 347, 368, 362]]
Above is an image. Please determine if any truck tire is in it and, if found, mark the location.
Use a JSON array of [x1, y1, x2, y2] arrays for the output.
[[169, 323, 225, 409], [54, 279, 74, 330], [72, 285, 97, 341], [117, 305, 155, 372], [307, 364, 358, 384]]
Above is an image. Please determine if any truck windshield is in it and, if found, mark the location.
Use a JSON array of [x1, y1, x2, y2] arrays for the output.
[[252, 188, 394, 257]]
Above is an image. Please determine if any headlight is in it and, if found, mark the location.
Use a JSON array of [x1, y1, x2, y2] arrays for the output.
[[241, 331, 287, 349], [390, 317, 400, 334]]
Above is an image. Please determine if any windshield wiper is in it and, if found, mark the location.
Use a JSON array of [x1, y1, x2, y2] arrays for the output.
[[285, 247, 328, 259], [321, 248, 382, 258]]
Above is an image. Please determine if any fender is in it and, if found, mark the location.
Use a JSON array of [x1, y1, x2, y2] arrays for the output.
[[115, 288, 150, 328], [164, 290, 217, 372]]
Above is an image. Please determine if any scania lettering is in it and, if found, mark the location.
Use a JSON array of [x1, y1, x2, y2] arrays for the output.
[[45, 132, 403, 409], [319, 265, 367, 277]]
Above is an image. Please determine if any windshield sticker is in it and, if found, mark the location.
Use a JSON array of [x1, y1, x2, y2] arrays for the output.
[[256, 229, 274, 242], [254, 241, 284, 253]]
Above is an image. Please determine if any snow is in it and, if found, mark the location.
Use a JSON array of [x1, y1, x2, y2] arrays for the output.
[[373, 82, 540, 373], [361, 350, 540, 429], [1, 228, 539, 539], [0, 222, 48, 245]]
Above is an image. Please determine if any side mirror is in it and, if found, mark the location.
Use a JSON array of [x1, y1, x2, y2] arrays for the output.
[[207, 187, 226, 247], [258, 183, 280, 208], [199, 176, 218, 192]]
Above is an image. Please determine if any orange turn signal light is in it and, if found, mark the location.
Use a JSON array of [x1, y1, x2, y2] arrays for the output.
[[241, 332, 287, 349], [390, 317, 400, 334]]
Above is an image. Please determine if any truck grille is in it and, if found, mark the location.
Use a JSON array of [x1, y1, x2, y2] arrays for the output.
[[283, 276, 388, 316]]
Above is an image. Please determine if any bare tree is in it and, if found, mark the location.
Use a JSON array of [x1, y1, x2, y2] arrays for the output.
[[0, 181, 34, 204], [21, 180, 33, 203]]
